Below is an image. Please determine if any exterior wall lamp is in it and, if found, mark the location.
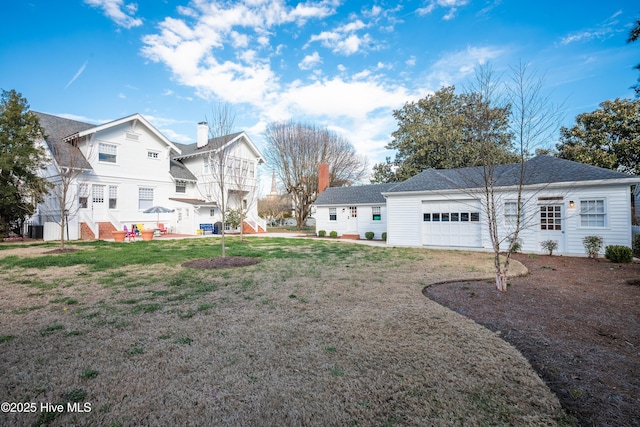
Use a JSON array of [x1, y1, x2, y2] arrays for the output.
[[569, 200, 575, 208]]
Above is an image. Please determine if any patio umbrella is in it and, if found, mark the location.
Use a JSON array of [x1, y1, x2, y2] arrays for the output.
[[143, 206, 175, 228]]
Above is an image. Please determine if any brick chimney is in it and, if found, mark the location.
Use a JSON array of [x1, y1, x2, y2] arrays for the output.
[[197, 122, 208, 148], [318, 163, 329, 195]]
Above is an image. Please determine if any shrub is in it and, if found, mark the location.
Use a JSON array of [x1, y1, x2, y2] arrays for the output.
[[318, 230, 326, 237], [507, 237, 522, 253], [540, 240, 558, 256], [582, 235, 603, 259], [604, 245, 633, 263], [633, 234, 640, 257], [364, 231, 374, 240], [381, 232, 387, 241], [329, 231, 338, 238]]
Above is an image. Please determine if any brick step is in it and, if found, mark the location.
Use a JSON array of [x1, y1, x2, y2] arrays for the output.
[[340, 234, 360, 240]]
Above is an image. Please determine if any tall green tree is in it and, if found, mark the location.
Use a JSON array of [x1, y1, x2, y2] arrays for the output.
[[0, 89, 50, 236], [371, 86, 516, 183], [556, 98, 640, 175]]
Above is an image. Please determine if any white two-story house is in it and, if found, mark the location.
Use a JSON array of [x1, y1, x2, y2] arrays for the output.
[[34, 112, 265, 240]]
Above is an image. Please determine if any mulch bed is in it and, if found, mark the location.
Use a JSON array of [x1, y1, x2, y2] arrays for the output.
[[182, 256, 261, 269], [424, 253, 640, 426]]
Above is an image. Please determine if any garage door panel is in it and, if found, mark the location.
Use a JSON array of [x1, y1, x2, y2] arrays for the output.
[[422, 200, 481, 247]]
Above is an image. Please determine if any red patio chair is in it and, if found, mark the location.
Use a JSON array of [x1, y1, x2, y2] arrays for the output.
[[123, 225, 136, 241]]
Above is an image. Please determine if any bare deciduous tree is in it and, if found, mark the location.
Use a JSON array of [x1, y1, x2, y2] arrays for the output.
[[461, 63, 562, 291], [197, 103, 237, 257], [42, 133, 92, 250], [263, 121, 367, 228]]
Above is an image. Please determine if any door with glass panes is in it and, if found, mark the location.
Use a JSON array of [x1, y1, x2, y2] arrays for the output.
[[538, 204, 565, 253]]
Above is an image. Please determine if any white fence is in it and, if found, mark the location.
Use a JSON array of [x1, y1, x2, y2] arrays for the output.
[[43, 220, 80, 241]]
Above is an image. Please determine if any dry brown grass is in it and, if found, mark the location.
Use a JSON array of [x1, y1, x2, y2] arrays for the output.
[[0, 239, 566, 426]]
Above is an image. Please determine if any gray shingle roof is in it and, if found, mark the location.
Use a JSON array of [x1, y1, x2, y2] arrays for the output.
[[173, 132, 244, 159], [387, 155, 638, 193], [314, 156, 638, 206], [314, 183, 397, 205], [34, 111, 94, 170], [169, 157, 197, 181]]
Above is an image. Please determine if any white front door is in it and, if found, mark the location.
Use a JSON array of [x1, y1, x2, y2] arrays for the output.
[[538, 204, 565, 253], [346, 206, 358, 234], [91, 184, 107, 221]]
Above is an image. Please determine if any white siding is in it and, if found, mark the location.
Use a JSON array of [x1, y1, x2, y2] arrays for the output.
[[386, 183, 634, 255], [386, 195, 422, 246]]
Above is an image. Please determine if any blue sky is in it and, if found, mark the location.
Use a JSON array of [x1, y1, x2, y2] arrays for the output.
[[2, 0, 639, 188]]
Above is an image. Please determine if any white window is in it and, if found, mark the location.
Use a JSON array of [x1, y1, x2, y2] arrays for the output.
[[98, 143, 117, 163], [138, 187, 153, 210], [349, 206, 357, 218], [210, 208, 215, 217], [329, 208, 337, 221], [372, 206, 381, 221], [175, 180, 186, 193], [92, 185, 104, 204], [109, 186, 117, 209], [505, 201, 519, 225], [78, 184, 88, 209], [580, 199, 605, 227], [203, 160, 210, 175], [540, 205, 562, 230], [147, 151, 159, 159]]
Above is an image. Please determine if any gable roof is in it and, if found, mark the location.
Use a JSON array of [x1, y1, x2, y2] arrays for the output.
[[34, 112, 94, 170], [77, 113, 182, 155], [315, 183, 397, 206], [173, 131, 265, 163], [386, 155, 638, 194]]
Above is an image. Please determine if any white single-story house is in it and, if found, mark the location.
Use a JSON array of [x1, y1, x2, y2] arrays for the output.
[[314, 156, 639, 256], [314, 183, 396, 240], [32, 112, 266, 240]]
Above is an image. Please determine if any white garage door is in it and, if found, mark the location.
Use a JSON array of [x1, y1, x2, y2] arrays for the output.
[[422, 200, 482, 247]]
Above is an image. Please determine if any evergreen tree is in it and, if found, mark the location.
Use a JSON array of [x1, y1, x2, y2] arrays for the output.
[[0, 89, 50, 235]]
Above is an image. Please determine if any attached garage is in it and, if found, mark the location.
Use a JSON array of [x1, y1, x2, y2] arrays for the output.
[[421, 200, 482, 247]]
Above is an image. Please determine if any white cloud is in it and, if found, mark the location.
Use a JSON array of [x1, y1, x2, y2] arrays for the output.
[[83, 0, 142, 28], [426, 46, 504, 87], [306, 19, 374, 56], [559, 10, 624, 45], [417, 0, 469, 20], [139, 1, 423, 164], [299, 52, 323, 70]]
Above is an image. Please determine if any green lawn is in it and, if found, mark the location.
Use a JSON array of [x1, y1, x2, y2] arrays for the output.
[[0, 237, 566, 426]]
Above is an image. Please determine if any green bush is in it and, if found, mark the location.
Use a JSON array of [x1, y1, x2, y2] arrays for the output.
[[507, 237, 522, 253], [381, 232, 387, 241], [365, 231, 374, 240], [633, 234, 640, 257], [604, 245, 633, 263], [582, 235, 603, 259], [318, 230, 326, 237], [329, 231, 338, 238], [540, 240, 558, 256]]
